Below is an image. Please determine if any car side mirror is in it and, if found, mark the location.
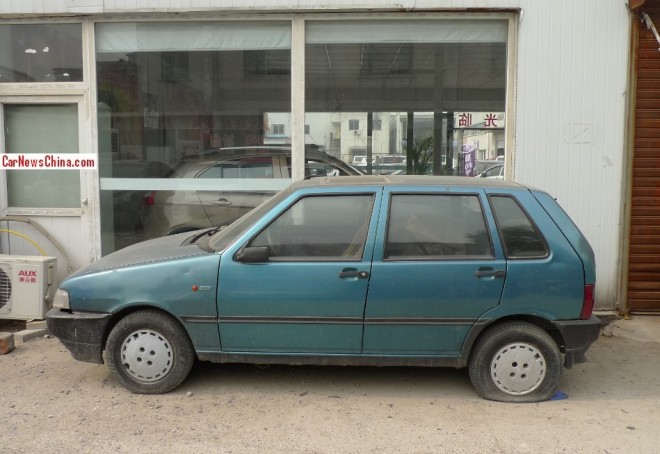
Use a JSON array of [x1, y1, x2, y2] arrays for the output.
[[235, 246, 270, 263]]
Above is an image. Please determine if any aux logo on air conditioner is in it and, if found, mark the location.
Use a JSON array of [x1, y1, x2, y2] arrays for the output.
[[18, 270, 38, 284]]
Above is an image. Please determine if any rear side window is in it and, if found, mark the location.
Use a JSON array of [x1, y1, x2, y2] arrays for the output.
[[198, 157, 274, 178], [385, 194, 493, 259], [489, 196, 548, 259]]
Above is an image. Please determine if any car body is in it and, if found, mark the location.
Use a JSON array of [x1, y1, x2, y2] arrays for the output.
[[373, 155, 406, 175], [143, 146, 361, 237], [352, 155, 368, 166], [47, 175, 600, 402]]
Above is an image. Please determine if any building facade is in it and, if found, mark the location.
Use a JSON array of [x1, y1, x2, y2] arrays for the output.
[[0, 1, 635, 311]]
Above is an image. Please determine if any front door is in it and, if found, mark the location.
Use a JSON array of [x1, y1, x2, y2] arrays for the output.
[[0, 97, 95, 275], [217, 190, 381, 353]]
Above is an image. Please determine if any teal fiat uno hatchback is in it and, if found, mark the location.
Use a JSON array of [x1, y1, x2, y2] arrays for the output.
[[47, 176, 600, 402]]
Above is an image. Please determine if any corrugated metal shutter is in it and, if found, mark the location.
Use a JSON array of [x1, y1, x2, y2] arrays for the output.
[[629, 5, 660, 312]]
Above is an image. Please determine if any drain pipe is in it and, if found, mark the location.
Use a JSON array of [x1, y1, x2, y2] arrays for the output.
[[0, 216, 74, 274]]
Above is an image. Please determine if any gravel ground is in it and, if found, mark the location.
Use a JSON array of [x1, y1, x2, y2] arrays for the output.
[[1, 325, 659, 453]]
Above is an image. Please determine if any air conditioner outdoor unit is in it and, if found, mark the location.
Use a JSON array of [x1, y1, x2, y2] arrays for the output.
[[0, 255, 57, 321]]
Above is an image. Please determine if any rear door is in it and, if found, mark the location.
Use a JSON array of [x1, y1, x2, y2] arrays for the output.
[[217, 187, 382, 353], [363, 186, 506, 355]]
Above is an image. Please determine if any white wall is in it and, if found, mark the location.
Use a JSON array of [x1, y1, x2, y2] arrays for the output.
[[514, 0, 630, 309], [0, 0, 632, 309]]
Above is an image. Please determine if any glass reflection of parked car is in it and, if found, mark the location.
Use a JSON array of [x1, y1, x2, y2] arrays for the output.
[[144, 146, 362, 237], [352, 155, 368, 166], [474, 160, 500, 177], [477, 163, 504, 179], [106, 160, 174, 232], [374, 155, 406, 175]]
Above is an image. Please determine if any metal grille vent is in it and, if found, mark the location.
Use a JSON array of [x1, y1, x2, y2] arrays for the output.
[[0, 267, 11, 310]]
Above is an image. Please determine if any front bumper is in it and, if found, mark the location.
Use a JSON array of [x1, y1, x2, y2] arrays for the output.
[[552, 315, 602, 368], [46, 308, 113, 364]]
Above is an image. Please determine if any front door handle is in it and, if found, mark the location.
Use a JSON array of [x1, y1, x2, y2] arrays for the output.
[[211, 198, 232, 207], [339, 268, 369, 279], [475, 268, 505, 279]]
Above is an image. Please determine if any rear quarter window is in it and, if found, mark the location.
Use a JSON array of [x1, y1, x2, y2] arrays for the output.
[[489, 195, 549, 259]]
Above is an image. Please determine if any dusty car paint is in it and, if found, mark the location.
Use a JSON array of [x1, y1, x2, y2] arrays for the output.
[[47, 175, 600, 402]]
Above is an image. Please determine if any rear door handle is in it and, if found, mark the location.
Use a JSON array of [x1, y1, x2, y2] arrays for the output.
[[339, 268, 369, 279], [475, 268, 505, 279]]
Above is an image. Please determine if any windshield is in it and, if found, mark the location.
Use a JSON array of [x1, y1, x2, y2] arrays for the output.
[[207, 185, 293, 252]]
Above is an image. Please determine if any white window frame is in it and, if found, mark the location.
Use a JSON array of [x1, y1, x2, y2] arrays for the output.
[[0, 19, 96, 217], [0, 19, 100, 261]]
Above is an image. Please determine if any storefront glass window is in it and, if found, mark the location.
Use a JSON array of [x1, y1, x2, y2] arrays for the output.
[[96, 18, 509, 255], [304, 19, 507, 176], [96, 21, 291, 253], [0, 24, 82, 83]]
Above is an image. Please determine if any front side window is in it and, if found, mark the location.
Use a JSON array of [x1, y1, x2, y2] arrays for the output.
[[489, 196, 548, 258], [251, 195, 374, 259], [385, 194, 492, 259]]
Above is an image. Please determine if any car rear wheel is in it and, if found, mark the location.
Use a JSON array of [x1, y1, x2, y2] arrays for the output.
[[105, 310, 195, 394], [468, 322, 561, 403]]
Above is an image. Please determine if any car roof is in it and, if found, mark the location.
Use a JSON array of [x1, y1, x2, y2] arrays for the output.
[[198, 145, 323, 156], [175, 146, 361, 176], [291, 175, 528, 190], [184, 146, 336, 164]]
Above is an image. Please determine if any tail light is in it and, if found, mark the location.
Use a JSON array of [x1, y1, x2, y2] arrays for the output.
[[580, 284, 595, 320], [144, 191, 156, 206]]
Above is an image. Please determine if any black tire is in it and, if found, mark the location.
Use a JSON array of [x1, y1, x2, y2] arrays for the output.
[[104, 310, 195, 394], [468, 322, 562, 403]]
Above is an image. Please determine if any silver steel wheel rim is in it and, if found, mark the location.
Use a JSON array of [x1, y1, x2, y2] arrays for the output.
[[490, 342, 546, 396], [120, 329, 173, 383]]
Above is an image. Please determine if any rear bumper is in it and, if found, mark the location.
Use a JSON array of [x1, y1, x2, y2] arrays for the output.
[[46, 308, 112, 364], [552, 315, 602, 368]]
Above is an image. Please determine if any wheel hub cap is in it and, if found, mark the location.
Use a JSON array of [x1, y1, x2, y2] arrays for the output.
[[120, 329, 173, 383], [490, 342, 546, 396]]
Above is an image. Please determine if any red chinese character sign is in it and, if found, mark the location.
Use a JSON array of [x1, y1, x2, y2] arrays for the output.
[[458, 113, 473, 128], [484, 114, 498, 128], [454, 112, 505, 129]]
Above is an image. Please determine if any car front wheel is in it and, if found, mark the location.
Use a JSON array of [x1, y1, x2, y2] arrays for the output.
[[468, 322, 562, 403], [104, 310, 195, 394]]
